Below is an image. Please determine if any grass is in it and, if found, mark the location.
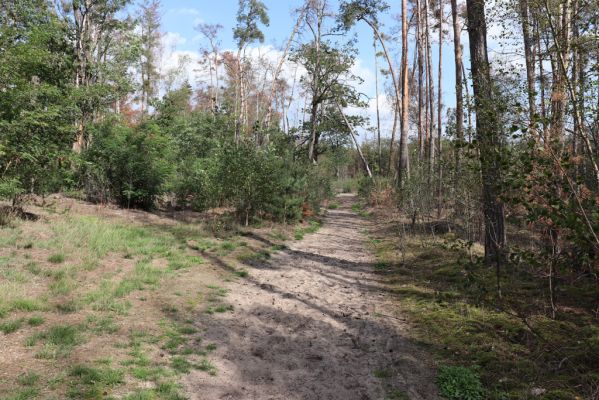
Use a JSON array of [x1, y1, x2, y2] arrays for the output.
[[368, 228, 599, 399], [0, 200, 285, 397], [1, 318, 23, 334], [294, 219, 322, 240], [67, 364, 124, 399], [17, 371, 40, 386], [27, 315, 45, 326], [48, 253, 65, 264]]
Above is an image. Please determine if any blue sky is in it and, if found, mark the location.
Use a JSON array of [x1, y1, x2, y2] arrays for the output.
[[155, 1, 518, 139]]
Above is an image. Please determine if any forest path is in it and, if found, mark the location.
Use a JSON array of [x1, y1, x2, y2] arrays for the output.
[[184, 193, 439, 400]]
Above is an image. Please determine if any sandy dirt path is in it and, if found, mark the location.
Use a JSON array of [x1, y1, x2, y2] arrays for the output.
[[184, 194, 439, 400]]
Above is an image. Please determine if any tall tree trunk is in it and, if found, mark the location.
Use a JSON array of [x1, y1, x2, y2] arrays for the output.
[[437, 0, 444, 218], [398, 0, 410, 186], [417, 0, 425, 161], [264, 4, 307, 127], [425, 0, 435, 174], [451, 0, 464, 170], [374, 37, 382, 173], [466, 0, 506, 272], [519, 0, 536, 127], [361, 21, 401, 175]]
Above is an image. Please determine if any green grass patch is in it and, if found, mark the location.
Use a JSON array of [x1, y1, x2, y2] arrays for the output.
[[67, 364, 124, 399], [27, 315, 45, 326], [369, 231, 599, 399], [17, 371, 40, 386], [436, 366, 484, 400], [47, 253, 65, 264], [1, 318, 23, 334]]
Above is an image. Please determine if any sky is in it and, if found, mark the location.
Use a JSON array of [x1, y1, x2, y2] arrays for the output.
[[154, 0, 521, 141]]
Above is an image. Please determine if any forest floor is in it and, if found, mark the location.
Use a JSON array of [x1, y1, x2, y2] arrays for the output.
[[0, 193, 439, 400]]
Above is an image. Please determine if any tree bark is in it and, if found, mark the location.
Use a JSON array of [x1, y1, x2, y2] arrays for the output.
[[398, 0, 410, 186], [466, 0, 506, 268], [450, 0, 464, 169]]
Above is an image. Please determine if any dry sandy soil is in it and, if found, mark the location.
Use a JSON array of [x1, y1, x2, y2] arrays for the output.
[[184, 194, 439, 400]]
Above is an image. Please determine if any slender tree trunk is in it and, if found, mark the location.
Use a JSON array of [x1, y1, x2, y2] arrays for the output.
[[520, 0, 536, 127], [362, 21, 401, 176], [398, 0, 410, 186], [451, 0, 464, 170], [425, 0, 435, 174], [264, 4, 307, 127], [466, 0, 506, 272], [374, 37, 382, 173], [437, 0, 444, 218], [337, 102, 373, 179], [417, 0, 425, 161]]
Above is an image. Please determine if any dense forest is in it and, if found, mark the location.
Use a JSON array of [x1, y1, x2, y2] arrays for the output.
[[1, 0, 598, 399]]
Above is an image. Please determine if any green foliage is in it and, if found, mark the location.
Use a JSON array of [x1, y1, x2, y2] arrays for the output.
[[0, 2, 76, 201], [82, 120, 174, 209], [436, 366, 485, 400]]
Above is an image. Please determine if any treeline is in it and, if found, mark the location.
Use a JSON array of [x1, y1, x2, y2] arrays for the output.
[[0, 0, 356, 224]]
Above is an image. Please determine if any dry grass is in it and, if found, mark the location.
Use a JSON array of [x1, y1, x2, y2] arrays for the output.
[[0, 197, 295, 399]]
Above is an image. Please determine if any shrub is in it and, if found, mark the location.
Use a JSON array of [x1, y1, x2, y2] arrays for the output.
[[82, 120, 173, 209]]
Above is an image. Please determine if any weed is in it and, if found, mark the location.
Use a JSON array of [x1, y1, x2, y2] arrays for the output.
[[327, 203, 339, 209]]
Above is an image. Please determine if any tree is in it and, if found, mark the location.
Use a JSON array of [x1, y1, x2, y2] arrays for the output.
[[338, 0, 401, 175], [291, 39, 366, 163], [0, 0, 76, 203], [465, 0, 505, 275], [139, 0, 162, 117], [196, 23, 223, 113], [233, 0, 270, 139], [397, 0, 410, 185]]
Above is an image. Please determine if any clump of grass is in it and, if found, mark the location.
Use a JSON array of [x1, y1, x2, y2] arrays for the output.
[[234, 269, 248, 278], [294, 220, 322, 240], [206, 304, 233, 314], [24, 262, 41, 275], [205, 343, 217, 352], [47, 253, 65, 264], [373, 369, 392, 379], [67, 364, 124, 399], [10, 298, 43, 312], [86, 315, 119, 334], [196, 359, 217, 375], [1, 318, 23, 334], [30, 324, 82, 359], [171, 356, 193, 374], [17, 371, 40, 386], [327, 203, 339, 210], [27, 315, 45, 326], [436, 366, 484, 400]]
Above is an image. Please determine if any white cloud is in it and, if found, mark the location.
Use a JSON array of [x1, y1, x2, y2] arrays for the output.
[[166, 7, 201, 16]]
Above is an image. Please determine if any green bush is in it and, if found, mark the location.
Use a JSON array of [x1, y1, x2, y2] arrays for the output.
[[436, 365, 485, 400], [82, 120, 173, 209]]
